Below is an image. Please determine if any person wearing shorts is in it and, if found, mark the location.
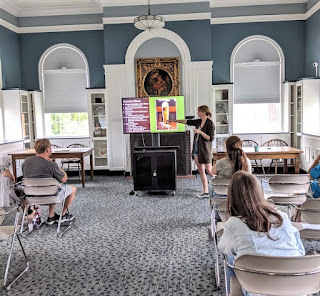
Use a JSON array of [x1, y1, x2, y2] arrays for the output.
[[22, 139, 76, 225]]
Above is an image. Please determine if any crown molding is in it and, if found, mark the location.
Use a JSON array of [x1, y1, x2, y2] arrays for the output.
[[306, 1, 320, 18], [100, 0, 208, 7], [17, 6, 103, 17], [210, 13, 306, 24], [103, 12, 211, 24], [18, 23, 103, 34], [0, 17, 18, 32], [210, 0, 307, 8], [0, 0, 19, 16]]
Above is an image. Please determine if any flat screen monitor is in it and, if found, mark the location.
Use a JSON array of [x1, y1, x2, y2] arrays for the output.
[[122, 96, 185, 134]]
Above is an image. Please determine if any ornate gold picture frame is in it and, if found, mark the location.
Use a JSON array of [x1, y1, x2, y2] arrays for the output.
[[136, 57, 180, 97]]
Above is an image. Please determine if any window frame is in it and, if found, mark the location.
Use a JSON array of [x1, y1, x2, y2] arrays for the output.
[[230, 35, 286, 134], [38, 43, 90, 138]]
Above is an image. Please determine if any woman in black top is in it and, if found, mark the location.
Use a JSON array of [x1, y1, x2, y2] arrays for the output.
[[169, 105, 215, 198]]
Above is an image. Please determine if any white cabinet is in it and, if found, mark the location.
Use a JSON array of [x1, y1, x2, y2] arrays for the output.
[[2, 90, 22, 142], [87, 89, 109, 169], [212, 84, 233, 151], [2, 89, 43, 149]]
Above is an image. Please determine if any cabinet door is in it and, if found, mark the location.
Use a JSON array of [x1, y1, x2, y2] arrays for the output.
[[2, 90, 22, 141], [133, 152, 153, 191], [154, 151, 176, 190]]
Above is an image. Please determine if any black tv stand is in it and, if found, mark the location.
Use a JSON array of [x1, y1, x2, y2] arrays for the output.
[[132, 134, 178, 195]]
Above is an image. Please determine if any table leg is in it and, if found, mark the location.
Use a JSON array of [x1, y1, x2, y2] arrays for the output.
[[80, 157, 85, 187], [11, 157, 17, 182], [90, 153, 94, 180], [295, 156, 300, 174], [284, 159, 288, 174]]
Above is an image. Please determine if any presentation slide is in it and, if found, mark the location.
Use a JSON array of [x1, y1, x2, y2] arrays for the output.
[[122, 97, 150, 133], [122, 96, 185, 134]]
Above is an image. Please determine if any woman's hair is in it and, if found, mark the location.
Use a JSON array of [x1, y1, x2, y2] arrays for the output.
[[227, 171, 283, 239], [198, 105, 212, 118], [226, 136, 248, 172], [35, 139, 51, 154]]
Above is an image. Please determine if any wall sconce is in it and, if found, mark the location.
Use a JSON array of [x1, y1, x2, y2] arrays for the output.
[[313, 61, 318, 77]]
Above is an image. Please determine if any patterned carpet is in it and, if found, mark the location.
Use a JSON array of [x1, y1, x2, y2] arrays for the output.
[[0, 175, 318, 296]]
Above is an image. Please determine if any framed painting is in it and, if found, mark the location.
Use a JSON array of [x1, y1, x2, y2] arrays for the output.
[[136, 57, 180, 97]]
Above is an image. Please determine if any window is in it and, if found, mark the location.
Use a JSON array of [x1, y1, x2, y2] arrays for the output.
[[233, 103, 281, 133], [45, 113, 89, 137], [231, 36, 285, 134], [39, 44, 90, 137]]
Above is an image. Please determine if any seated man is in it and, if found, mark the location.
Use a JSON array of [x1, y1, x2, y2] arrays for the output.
[[22, 139, 76, 224]]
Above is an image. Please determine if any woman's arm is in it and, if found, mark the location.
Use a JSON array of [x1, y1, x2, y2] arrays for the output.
[[194, 129, 211, 141], [167, 119, 187, 124], [2, 169, 15, 182], [218, 221, 237, 256], [308, 154, 320, 174], [212, 164, 218, 175]]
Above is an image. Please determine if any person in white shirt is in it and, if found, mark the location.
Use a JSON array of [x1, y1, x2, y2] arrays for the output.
[[212, 135, 251, 178], [218, 171, 305, 295]]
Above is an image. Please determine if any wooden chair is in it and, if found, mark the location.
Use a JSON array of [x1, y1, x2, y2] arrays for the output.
[[262, 139, 288, 174], [60, 144, 87, 178], [51, 144, 61, 150], [242, 140, 265, 175]]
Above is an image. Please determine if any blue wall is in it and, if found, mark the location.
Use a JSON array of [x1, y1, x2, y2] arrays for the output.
[[104, 20, 211, 64], [305, 9, 320, 77], [0, 26, 21, 88], [211, 21, 306, 83], [19, 30, 105, 89]]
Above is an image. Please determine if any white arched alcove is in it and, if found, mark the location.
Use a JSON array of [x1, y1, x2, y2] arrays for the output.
[[230, 35, 285, 83], [104, 29, 213, 171]]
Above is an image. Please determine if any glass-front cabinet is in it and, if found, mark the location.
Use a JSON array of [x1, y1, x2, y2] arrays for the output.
[[88, 89, 109, 169], [212, 84, 233, 151], [20, 91, 36, 149]]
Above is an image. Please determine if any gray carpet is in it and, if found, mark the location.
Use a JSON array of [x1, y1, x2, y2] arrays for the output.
[[0, 175, 318, 296]]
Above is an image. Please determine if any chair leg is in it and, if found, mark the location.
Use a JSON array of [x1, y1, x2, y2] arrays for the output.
[[275, 160, 278, 174], [260, 160, 265, 177], [56, 199, 72, 238], [3, 210, 29, 290], [210, 208, 220, 288]]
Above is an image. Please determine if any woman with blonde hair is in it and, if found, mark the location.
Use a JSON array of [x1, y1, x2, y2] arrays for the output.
[[218, 171, 305, 295], [212, 135, 251, 178], [168, 105, 215, 198]]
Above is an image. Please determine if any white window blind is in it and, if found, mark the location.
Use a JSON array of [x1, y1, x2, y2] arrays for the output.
[[44, 70, 87, 113], [234, 62, 281, 104]]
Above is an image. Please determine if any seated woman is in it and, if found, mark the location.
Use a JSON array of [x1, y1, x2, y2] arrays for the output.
[[0, 164, 15, 207], [218, 171, 305, 295], [212, 136, 251, 178]]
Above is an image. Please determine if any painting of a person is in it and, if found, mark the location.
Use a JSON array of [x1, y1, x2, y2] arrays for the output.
[[145, 69, 159, 95], [153, 75, 167, 96], [144, 69, 173, 96]]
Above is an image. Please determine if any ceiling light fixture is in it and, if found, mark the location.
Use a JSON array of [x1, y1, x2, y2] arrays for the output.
[[134, 0, 165, 31]]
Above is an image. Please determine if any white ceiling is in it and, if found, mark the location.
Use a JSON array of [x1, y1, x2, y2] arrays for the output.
[[1, 0, 309, 17]]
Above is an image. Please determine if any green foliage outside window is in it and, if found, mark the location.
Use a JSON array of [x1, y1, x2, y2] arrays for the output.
[[46, 113, 89, 136]]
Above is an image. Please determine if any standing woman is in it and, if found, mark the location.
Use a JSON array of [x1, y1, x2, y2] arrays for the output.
[[168, 105, 215, 198]]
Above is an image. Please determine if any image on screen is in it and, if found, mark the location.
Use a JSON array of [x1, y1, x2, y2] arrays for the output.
[[149, 96, 185, 133], [154, 98, 177, 131]]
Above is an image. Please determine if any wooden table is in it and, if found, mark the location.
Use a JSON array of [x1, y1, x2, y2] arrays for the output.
[[9, 148, 94, 187], [213, 146, 303, 174]]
